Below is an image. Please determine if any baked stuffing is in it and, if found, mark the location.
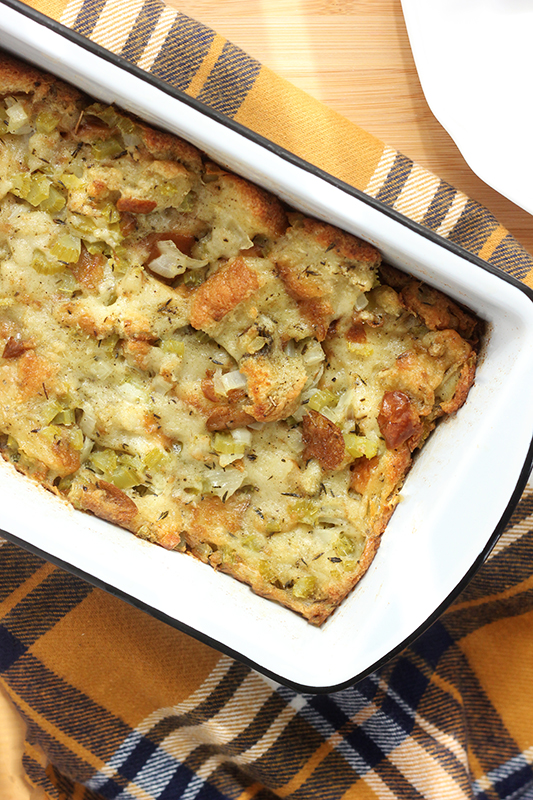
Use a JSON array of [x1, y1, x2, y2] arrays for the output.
[[0, 54, 481, 624]]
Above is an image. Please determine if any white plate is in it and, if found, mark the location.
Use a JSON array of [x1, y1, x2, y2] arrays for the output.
[[1, 0, 533, 693], [401, 0, 533, 216]]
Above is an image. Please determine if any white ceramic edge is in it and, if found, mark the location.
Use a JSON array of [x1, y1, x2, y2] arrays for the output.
[[0, 5, 533, 690], [400, 0, 533, 217]]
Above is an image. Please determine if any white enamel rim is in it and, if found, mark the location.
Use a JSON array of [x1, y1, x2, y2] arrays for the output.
[[1, 0, 533, 692]]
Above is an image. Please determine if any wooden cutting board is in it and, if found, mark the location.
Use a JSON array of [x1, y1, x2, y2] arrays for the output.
[[1, 1, 531, 796]]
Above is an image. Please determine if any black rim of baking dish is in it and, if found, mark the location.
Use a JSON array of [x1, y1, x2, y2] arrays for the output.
[[1, 0, 533, 693]]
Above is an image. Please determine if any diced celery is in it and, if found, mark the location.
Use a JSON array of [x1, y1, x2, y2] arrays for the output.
[[35, 111, 59, 134], [144, 448, 170, 471], [92, 105, 118, 127], [179, 193, 194, 212], [258, 559, 279, 584], [25, 174, 51, 207], [292, 575, 316, 599], [194, 331, 212, 344], [88, 448, 143, 488], [40, 400, 64, 425], [160, 338, 185, 356], [116, 115, 136, 135], [89, 448, 118, 476], [40, 424, 63, 443], [31, 251, 65, 275], [6, 435, 18, 453], [120, 453, 143, 472], [70, 215, 98, 236], [307, 388, 337, 412], [341, 559, 357, 573], [6, 101, 29, 133], [241, 534, 263, 552], [40, 186, 66, 214], [55, 271, 79, 296], [10, 172, 31, 199], [265, 521, 282, 534], [343, 433, 378, 460], [196, 541, 214, 562], [57, 475, 74, 492], [70, 429, 84, 451], [52, 408, 76, 425], [182, 271, 205, 287], [100, 202, 121, 224], [60, 173, 84, 191], [219, 546, 237, 566], [98, 334, 120, 355], [50, 233, 81, 264], [91, 138, 124, 160], [213, 431, 246, 456], [109, 245, 128, 274], [292, 499, 320, 525], [84, 241, 106, 255], [111, 464, 141, 489], [333, 532, 363, 559]]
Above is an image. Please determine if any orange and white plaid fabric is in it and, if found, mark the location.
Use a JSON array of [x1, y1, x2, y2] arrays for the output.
[[1, 1, 533, 799]]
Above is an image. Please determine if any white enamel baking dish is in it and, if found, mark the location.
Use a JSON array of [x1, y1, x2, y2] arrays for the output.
[[1, 0, 533, 693]]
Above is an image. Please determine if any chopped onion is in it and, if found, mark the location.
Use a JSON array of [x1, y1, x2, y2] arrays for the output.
[[213, 368, 247, 397], [122, 133, 141, 149], [148, 240, 207, 279], [319, 509, 347, 527], [321, 388, 356, 424], [119, 382, 146, 402], [231, 428, 252, 447], [220, 369, 247, 394], [88, 360, 114, 381], [284, 339, 297, 358], [205, 466, 245, 499], [355, 293, 369, 310], [247, 421, 265, 431], [301, 339, 325, 366], [6, 100, 30, 133], [80, 406, 97, 437], [79, 436, 94, 463], [194, 219, 253, 261]]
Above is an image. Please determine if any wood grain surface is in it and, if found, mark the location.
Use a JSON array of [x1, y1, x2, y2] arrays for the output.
[[1, 1, 532, 796]]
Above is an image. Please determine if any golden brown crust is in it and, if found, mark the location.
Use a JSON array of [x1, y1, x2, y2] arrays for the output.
[[190, 258, 262, 329], [205, 406, 256, 431], [137, 123, 204, 172], [209, 170, 289, 239], [302, 409, 345, 471], [74, 480, 139, 527], [297, 216, 382, 268], [240, 353, 308, 423], [377, 391, 423, 450], [0, 53, 78, 106], [399, 280, 479, 341], [440, 354, 477, 414]]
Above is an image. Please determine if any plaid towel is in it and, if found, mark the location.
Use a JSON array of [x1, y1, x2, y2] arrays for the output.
[[1, 1, 533, 798]]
